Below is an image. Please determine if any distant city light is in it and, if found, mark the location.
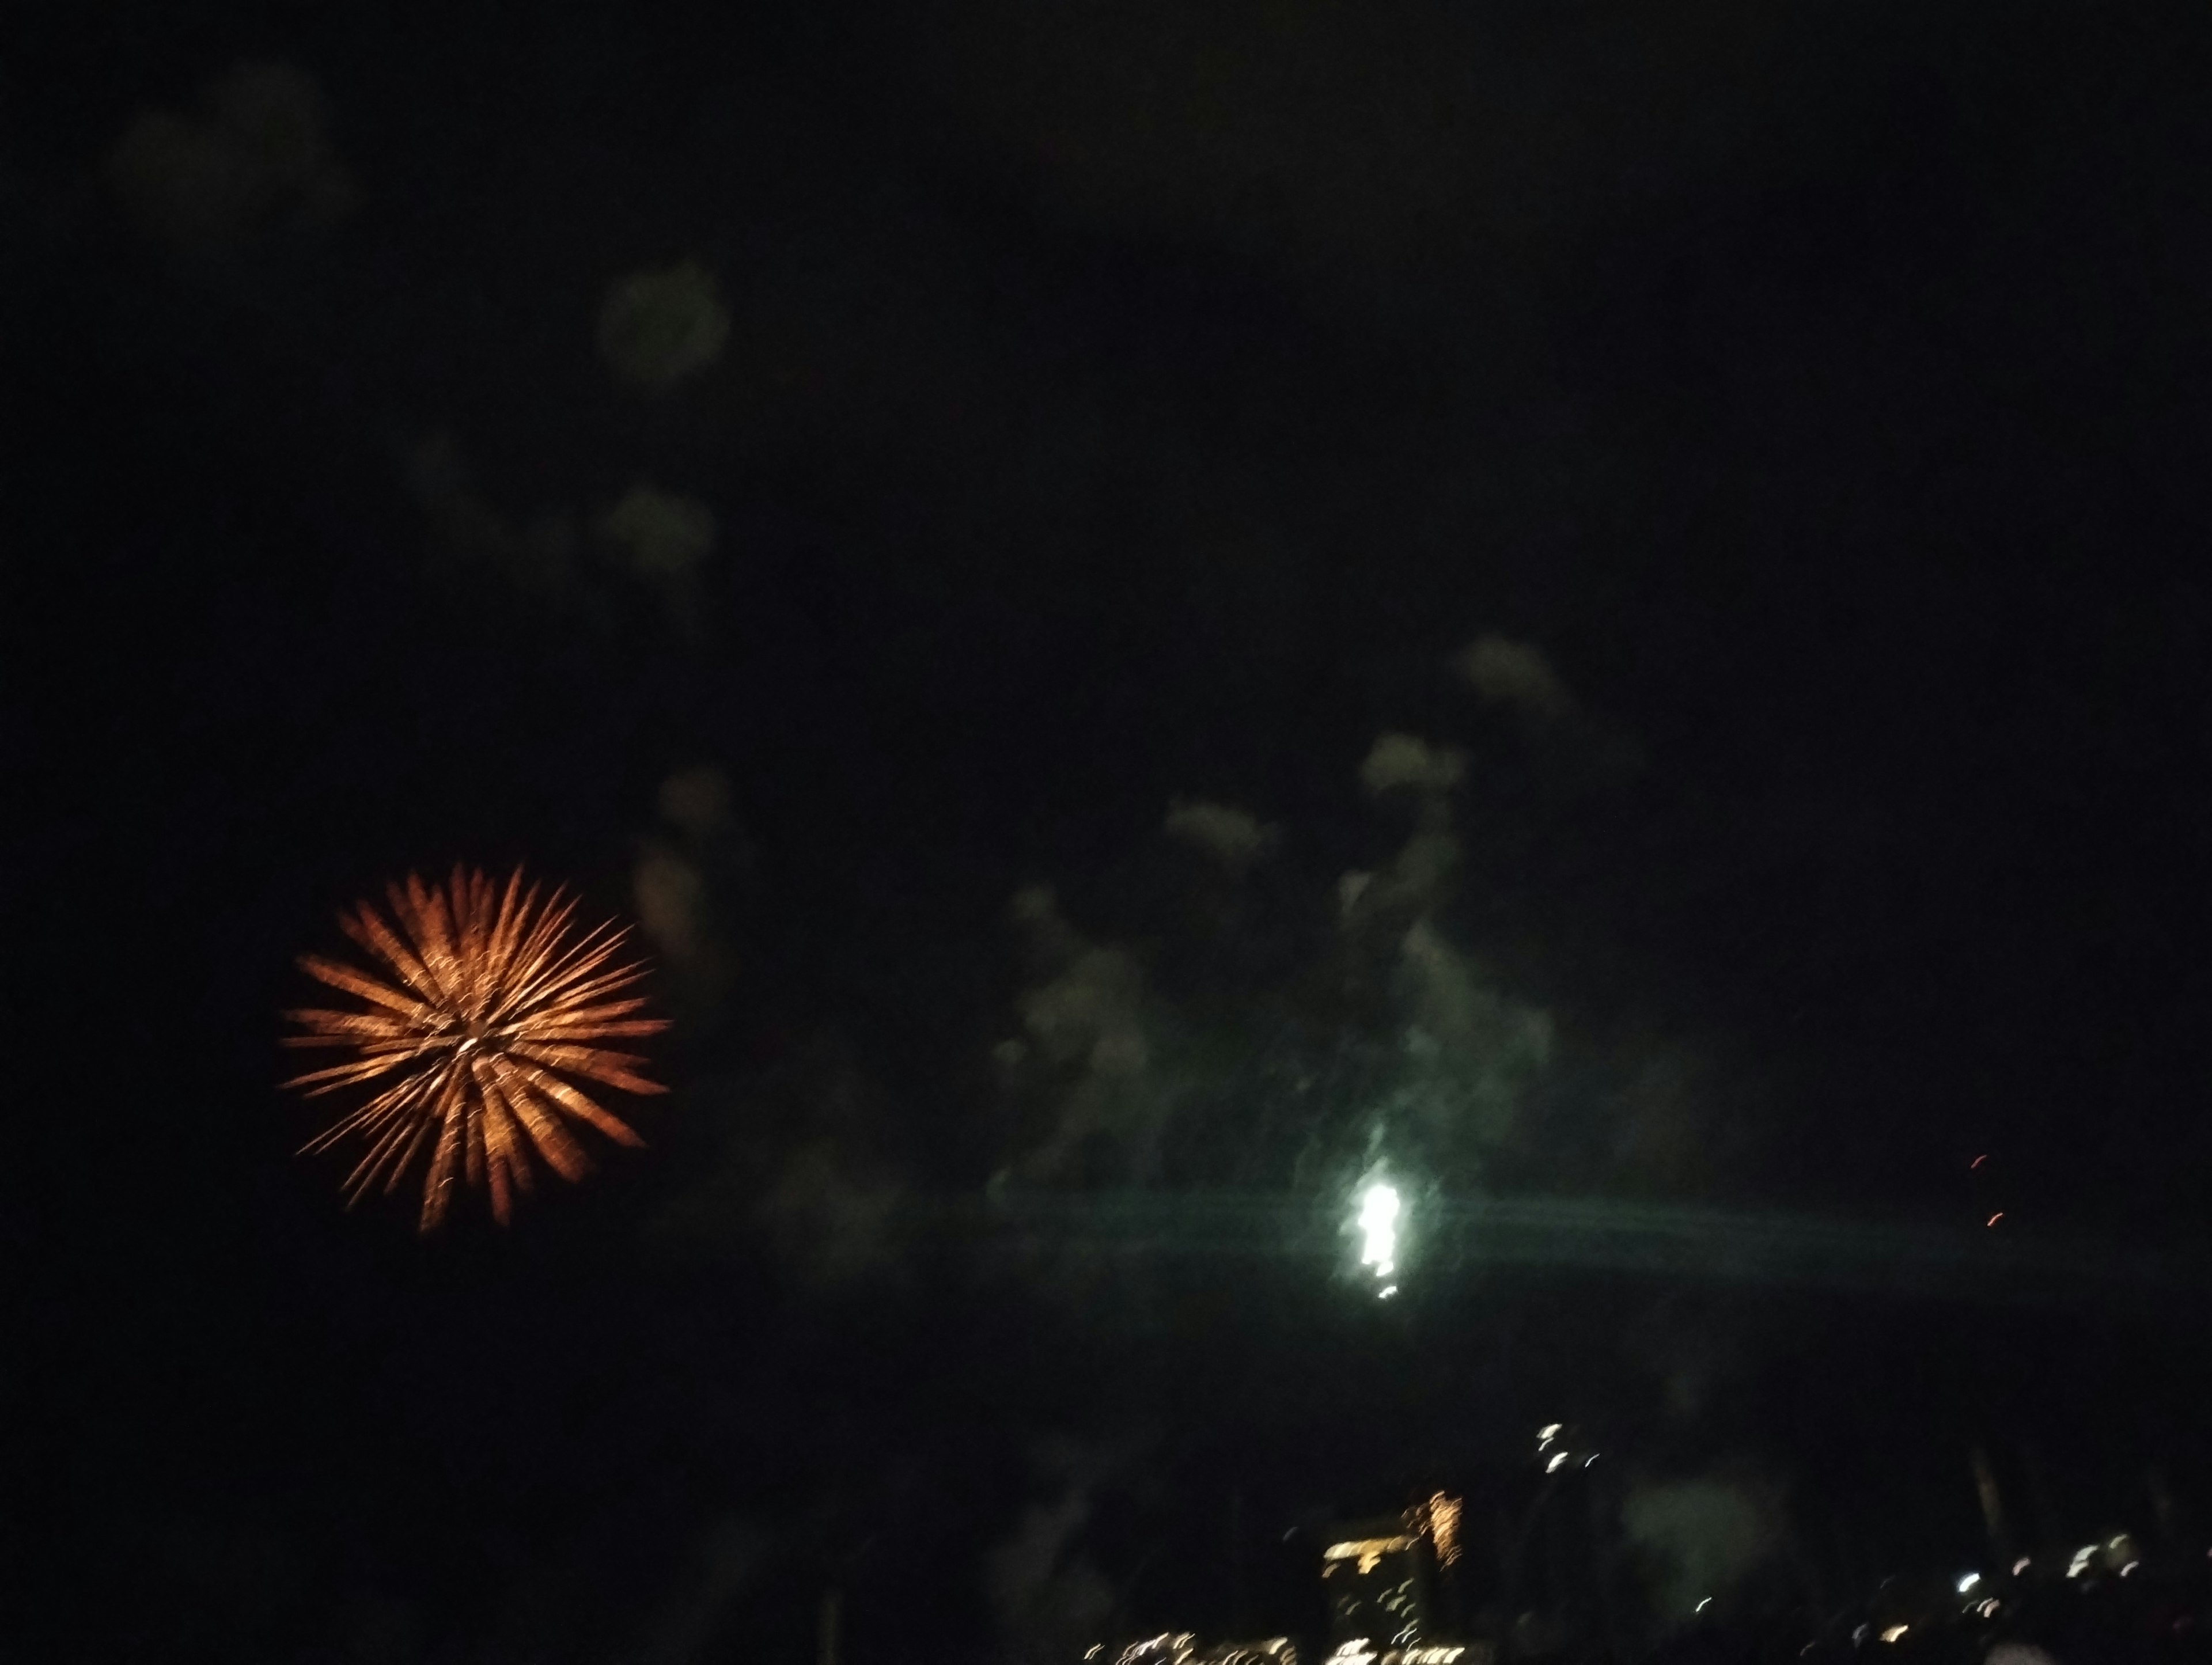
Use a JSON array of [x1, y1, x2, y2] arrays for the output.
[[1957, 1573, 1982, 1594], [2122, 1561, 2139, 1577], [1972, 1154, 1988, 1169], [1546, 1452, 1570, 1473], [1987, 1212, 2005, 1227], [1582, 1454, 1599, 1467], [1358, 1183, 1401, 1286], [2067, 1546, 2096, 1578], [1539, 1424, 1563, 1442], [1696, 1599, 1712, 1613], [2013, 1557, 2032, 1576], [1378, 1285, 1399, 1299], [1978, 1599, 2000, 1618], [1880, 1626, 1909, 1644]]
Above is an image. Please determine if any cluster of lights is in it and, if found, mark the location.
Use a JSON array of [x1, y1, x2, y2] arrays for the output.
[[1324, 1643, 1468, 1665], [2066, 1535, 2139, 1581], [1207, 1644, 1297, 1665], [1535, 1423, 1598, 1474], [1093, 1639, 1297, 1665], [1094, 1634, 1196, 1665]]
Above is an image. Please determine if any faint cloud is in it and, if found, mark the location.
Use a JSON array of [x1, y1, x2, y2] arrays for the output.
[[986, 1443, 1123, 1665], [1620, 1477, 1778, 1622], [658, 764, 735, 843], [598, 260, 730, 392], [598, 484, 717, 580], [630, 1518, 762, 1665], [1162, 797, 1279, 874], [1455, 633, 1648, 789], [998, 888, 1168, 1183], [1358, 731, 1465, 797], [650, 1040, 908, 1290], [1338, 817, 1460, 929], [105, 60, 354, 260], [1456, 634, 1575, 721], [596, 483, 717, 636], [401, 429, 583, 600], [632, 765, 743, 1008], [635, 842, 711, 969]]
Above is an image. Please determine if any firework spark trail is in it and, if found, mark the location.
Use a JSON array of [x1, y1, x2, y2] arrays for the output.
[[283, 867, 669, 1231]]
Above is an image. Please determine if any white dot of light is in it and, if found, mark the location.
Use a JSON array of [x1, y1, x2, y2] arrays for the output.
[[1358, 1183, 1401, 1283], [1957, 1573, 1982, 1594]]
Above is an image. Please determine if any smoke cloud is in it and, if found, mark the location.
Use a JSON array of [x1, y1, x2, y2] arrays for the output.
[[986, 1443, 1123, 1665], [105, 61, 354, 261], [598, 260, 731, 393]]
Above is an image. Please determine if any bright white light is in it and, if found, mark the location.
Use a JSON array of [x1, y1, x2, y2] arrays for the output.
[[2067, 1546, 2096, 1579], [1880, 1625, 1908, 1644], [1358, 1184, 1401, 1282], [2013, 1557, 2032, 1576], [1695, 1599, 1712, 1613], [1582, 1454, 1599, 1467], [1544, 1451, 1569, 1473], [2121, 1561, 2139, 1577], [1957, 1573, 1982, 1594], [1378, 1285, 1399, 1299], [1539, 1423, 1563, 1441]]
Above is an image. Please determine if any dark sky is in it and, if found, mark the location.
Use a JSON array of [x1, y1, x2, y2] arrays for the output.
[[10, 2, 2212, 1660]]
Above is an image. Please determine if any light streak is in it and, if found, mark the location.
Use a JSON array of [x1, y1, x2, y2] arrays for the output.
[[1359, 1183, 1401, 1282], [1324, 1537, 1417, 1576]]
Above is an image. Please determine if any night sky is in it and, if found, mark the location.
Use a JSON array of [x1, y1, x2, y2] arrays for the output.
[[10, 2, 2212, 1660]]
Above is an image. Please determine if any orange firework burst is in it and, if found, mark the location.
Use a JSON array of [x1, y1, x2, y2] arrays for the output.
[[283, 867, 669, 1231]]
